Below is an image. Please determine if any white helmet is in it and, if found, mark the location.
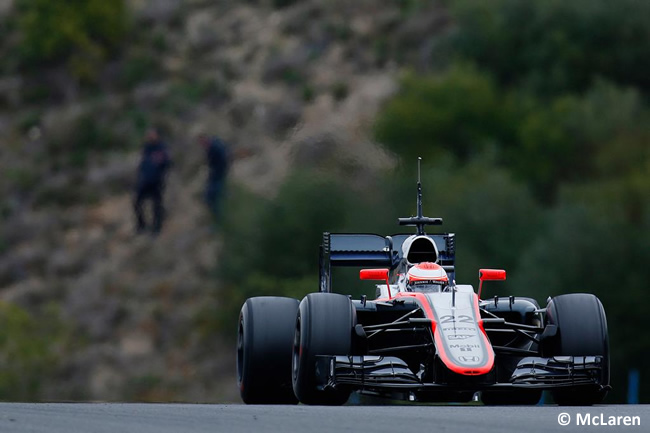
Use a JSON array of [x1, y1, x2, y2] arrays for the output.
[[406, 262, 448, 293]]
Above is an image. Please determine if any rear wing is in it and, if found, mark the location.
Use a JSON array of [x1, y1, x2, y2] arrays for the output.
[[319, 232, 456, 293]]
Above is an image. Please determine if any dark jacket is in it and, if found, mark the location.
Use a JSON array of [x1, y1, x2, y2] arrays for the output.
[[137, 140, 170, 188], [207, 137, 229, 181]]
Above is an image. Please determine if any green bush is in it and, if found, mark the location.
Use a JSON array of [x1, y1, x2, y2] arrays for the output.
[[511, 81, 649, 200], [220, 172, 351, 282], [16, 0, 128, 82], [301, 84, 315, 102], [449, 0, 650, 95], [120, 50, 162, 90], [69, 116, 116, 166], [46, 113, 122, 171], [161, 79, 226, 114], [375, 65, 650, 202], [4, 167, 38, 193], [0, 302, 61, 400], [374, 64, 517, 163], [17, 110, 42, 133], [331, 82, 349, 101]]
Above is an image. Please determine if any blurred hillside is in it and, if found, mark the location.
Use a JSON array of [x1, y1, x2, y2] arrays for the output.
[[0, 0, 432, 401], [1, 0, 649, 403]]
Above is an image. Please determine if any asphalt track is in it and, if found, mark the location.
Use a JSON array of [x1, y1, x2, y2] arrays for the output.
[[0, 403, 647, 433]]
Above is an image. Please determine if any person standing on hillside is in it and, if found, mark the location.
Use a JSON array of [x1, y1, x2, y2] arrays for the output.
[[134, 128, 171, 234], [198, 134, 230, 219]]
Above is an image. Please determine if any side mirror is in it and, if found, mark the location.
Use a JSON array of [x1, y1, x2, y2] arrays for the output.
[[360, 268, 392, 299], [478, 269, 506, 298], [360, 268, 389, 281]]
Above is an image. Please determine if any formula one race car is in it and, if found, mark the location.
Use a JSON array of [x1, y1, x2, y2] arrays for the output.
[[237, 164, 610, 406]]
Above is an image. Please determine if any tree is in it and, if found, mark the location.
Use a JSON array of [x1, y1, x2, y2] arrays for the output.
[[16, 0, 128, 81]]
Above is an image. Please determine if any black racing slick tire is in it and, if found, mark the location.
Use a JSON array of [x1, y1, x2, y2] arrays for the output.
[[292, 293, 356, 405], [237, 296, 299, 404], [545, 293, 610, 406]]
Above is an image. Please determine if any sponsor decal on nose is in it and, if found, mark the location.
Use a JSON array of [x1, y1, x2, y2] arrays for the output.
[[458, 356, 480, 363], [447, 335, 473, 340]]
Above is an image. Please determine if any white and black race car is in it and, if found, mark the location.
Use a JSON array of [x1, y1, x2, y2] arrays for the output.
[[237, 166, 610, 406]]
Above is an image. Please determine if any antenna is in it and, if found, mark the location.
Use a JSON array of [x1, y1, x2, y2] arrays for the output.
[[417, 157, 423, 220], [397, 157, 443, 233]]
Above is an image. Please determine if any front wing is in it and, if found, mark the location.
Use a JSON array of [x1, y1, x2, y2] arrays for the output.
[[315, 355, 607, 395]]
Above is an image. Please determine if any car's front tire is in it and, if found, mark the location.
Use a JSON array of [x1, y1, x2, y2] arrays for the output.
[[292, 293, 356, 405], [544, 293, 609, 405], [237, 296, 299, 404]]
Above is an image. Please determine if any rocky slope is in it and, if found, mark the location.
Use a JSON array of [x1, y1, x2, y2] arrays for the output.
[[0, 0, 448, 401]]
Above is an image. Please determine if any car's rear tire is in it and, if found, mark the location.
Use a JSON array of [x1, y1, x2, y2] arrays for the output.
[[545, 293, 609, 406], [481, 389, 542, 405], [292, 293, 356, 405], [237, 296, 299, 404]]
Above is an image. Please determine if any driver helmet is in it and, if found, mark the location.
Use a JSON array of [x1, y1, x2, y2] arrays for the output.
[[406, 262, 448, 293]]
